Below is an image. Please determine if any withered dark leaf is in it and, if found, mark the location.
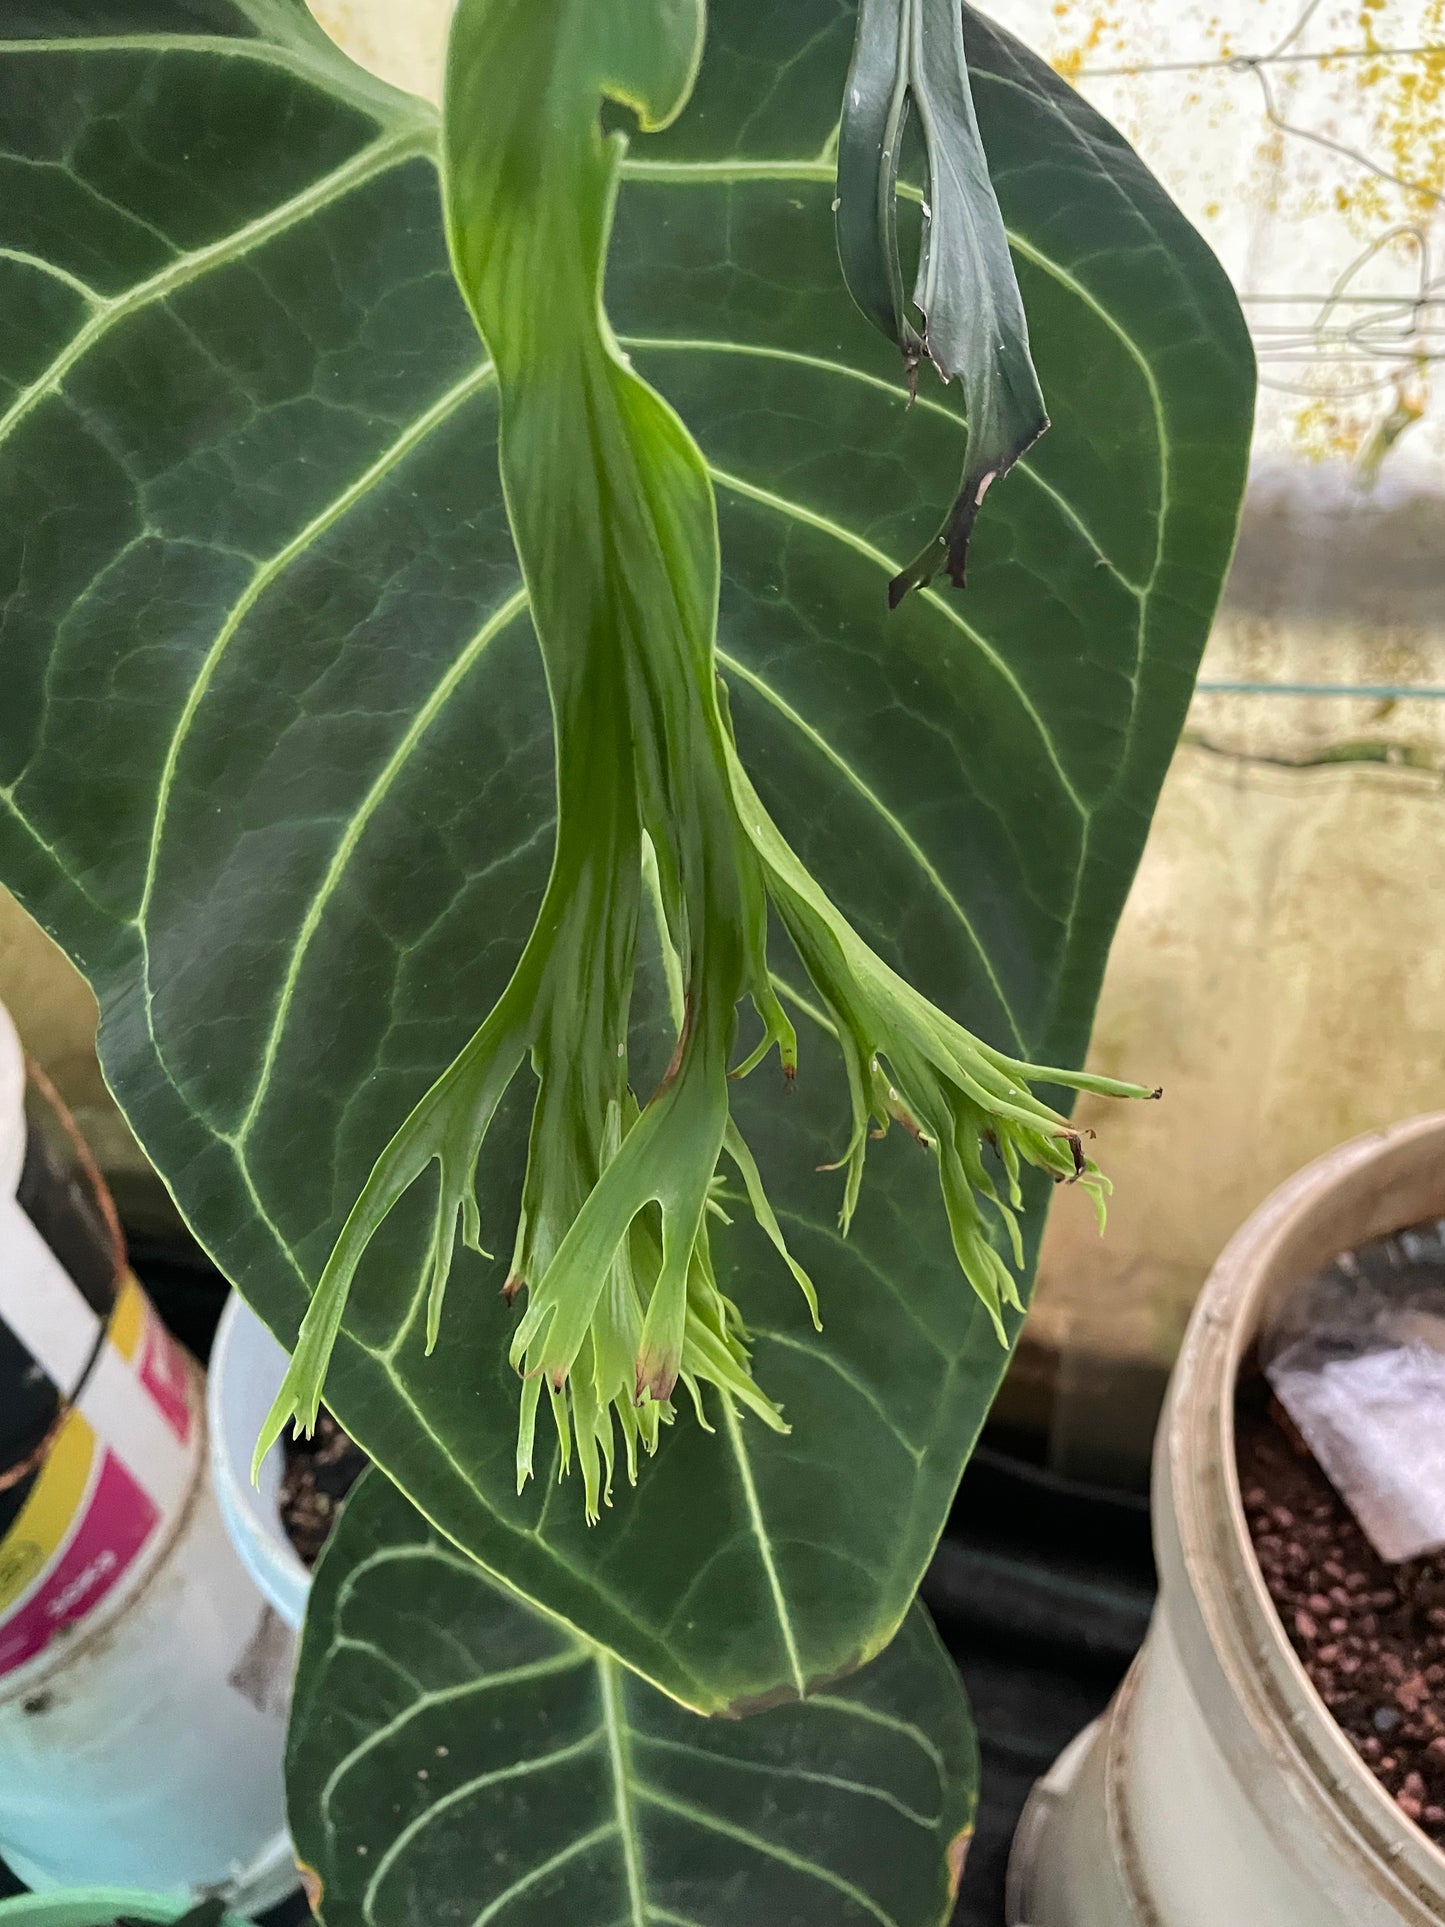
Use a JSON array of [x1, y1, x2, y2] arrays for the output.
[[836, 0, 1048, 600]]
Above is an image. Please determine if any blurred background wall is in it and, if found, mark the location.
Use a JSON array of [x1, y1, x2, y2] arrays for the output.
[[4, 0, 1441, 1475], [996, 0, 1445, 1475]]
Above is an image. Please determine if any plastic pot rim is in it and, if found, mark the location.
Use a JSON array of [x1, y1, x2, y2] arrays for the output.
[[205, 1294, 310, 1632], [0, 1887, 253, 1926], [1164, 1109, 1445, 1900]]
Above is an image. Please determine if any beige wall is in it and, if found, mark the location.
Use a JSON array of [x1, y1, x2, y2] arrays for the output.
[[1035, 470, 1445, 1408], [309, 0, 449, 100], [0, 892, 157, 1214], [0, 892, 101, 1116]]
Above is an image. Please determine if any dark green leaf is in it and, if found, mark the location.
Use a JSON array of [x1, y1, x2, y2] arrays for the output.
[[0, 2, 1252, 1710], [836, 0, 1048, 600], [289, 1471, 977, 1927]]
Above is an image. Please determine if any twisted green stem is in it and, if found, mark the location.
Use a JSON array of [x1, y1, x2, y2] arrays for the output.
[[257, 0, 1153, 1521]]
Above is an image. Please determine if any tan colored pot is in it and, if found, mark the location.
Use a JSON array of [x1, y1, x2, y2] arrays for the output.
[[1009, 1114, 1445, 1926]]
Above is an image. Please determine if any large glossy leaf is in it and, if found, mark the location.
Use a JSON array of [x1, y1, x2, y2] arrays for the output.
[[289, 1471, 977, 1927], [0, 0, 1253, 1710]]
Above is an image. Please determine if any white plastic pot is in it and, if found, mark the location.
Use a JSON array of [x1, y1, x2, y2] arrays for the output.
[[1008, 1113, 1445, 1927], [206, 1295, 310, 1633], [0, 1888, 252, 1926], [0, 1006, 295, 1912]]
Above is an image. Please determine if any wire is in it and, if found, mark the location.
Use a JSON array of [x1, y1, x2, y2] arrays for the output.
[[1059, 2, 1445, 424], [1197, 681, 1445, 700]]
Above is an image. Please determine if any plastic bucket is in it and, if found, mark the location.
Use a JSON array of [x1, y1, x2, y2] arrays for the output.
[[1008, 1114, 1445, 1926], [0, 1890, 251, 1926], [205, 1296, 310, 1633], [0, 1005, 295, 1909]]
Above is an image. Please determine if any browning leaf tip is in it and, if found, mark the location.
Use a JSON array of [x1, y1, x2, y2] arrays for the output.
[[635, 1351, 679, 1405], [946, 1828, 974, 1898]]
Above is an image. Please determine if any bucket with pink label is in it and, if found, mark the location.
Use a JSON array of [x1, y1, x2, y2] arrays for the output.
[[0, 1003, 294, 1912]]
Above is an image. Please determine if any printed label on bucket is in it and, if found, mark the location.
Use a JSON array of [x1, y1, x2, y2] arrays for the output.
[[0, 1264, 196, 1681], [0, 1420, 158, 1677]]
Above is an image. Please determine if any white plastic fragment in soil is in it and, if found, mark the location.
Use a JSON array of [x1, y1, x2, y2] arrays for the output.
[[1264, 1220, 1445, 1565]]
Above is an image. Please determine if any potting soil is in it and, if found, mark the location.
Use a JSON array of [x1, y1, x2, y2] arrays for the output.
[[279, 1413, 368, 1568], [1238, 1372, 1445, 1846]]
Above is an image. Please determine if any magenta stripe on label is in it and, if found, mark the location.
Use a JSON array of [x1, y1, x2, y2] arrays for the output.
[[0, 1451, 158, 1679], [139, 1310, 193, 1446]]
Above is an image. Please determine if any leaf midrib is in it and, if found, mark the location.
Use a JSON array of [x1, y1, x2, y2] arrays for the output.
[[721, 1396, 807, 1697], [600, 1655, 649, 1927], [310, 1537, 955, 1926]]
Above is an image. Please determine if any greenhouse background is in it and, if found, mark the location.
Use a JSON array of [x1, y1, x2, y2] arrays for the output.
[[3, 5, 1444, 1925]]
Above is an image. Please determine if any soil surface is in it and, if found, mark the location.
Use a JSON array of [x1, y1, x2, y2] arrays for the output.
[[1237, 1372, 1445, 1846], [280, 1411, 369, 1567]]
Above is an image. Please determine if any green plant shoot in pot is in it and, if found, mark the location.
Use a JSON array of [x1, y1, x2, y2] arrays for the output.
[[0, 0, 1253, 1919]]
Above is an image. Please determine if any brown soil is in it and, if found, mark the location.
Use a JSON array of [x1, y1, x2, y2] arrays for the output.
[[280, 1410, 368, 1568], [1237, 1371, 1445, 1847]]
